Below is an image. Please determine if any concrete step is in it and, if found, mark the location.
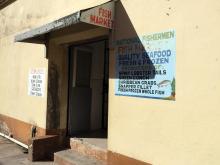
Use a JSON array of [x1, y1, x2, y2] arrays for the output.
[[54, 149, 106, 165], [70, 138, 107, 162]]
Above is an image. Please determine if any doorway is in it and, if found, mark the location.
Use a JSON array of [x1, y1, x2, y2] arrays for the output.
[[68, 40, 109, 139]]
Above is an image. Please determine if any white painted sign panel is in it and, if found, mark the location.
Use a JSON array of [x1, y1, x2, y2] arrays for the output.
[[115, 30, 176, 100], [80, 2, 115, 29], [28, 68, 46, 97]]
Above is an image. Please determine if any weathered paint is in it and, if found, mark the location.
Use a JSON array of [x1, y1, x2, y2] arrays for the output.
[[0, 114, 46, 144], [46, 62, 60, 129], [1, 0, 220, 165], [14, 11, 80, 43], [0, 121, 11, 135], [14, 1, 114, 43], [0, 0, 15, 10]]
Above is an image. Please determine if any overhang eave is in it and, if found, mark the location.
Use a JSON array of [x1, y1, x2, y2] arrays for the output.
[[14, 11, 81, 44]]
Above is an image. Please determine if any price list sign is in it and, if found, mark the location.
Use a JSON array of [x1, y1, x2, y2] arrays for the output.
[[28, 68, 46, 97]]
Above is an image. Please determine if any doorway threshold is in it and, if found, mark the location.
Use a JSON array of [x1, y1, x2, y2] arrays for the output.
[[70, 137, 107, 162], [71, 129, 107, 150]]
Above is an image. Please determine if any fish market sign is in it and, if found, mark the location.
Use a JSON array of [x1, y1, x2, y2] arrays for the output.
[[80, 1, 115, 29], [28, 68, 46, 97], [115, 30, 176, 100]]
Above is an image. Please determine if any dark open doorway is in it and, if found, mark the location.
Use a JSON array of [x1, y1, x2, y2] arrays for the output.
[[67, 40, 109, 140]]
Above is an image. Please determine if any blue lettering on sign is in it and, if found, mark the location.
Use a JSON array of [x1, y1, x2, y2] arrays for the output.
[[115, 30, 176, 100]]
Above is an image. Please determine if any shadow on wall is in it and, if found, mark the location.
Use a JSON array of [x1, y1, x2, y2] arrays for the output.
[[0, 0, 17, 10], [110, 1, 156, 80], [110, 1, 176, 101]]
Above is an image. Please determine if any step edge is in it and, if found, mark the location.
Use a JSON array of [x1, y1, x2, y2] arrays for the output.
[[70, 139, 108, 152], [54, 150, 107, 165]]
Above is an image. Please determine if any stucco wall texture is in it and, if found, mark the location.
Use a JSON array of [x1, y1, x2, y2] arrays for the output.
[[0, 0, 220, 165], [108, 0, 220, 165], [0, 0, 110, 129]]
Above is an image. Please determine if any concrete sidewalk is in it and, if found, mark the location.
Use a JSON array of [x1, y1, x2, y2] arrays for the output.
[[0, 136, 53, 165]]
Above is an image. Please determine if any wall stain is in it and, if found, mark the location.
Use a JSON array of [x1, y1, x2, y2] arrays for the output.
[[26, 14, 32, 20], [46, 62, 60, 129], [0, 11, 47, 37], [0, 121, 11, 135]]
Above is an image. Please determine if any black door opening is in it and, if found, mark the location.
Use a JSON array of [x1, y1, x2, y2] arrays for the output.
[[68, 40, 109, 138]]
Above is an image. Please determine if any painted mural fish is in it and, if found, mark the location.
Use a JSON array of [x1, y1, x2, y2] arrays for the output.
[[157, 80, 171, 88]]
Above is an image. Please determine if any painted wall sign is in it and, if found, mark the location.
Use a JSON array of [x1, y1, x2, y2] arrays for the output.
[[115, 30, 176, 100], [28, 68, 46, 97], [80, 1, 115, 29]]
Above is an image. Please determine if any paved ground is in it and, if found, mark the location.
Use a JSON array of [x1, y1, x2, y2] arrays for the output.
[[0, 136, 53, 165]]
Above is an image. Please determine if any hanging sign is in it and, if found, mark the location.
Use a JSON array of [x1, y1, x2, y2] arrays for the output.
[[115, 30, 176, 100], [28, 68, 46, 97], [80, 1, 115, 29]]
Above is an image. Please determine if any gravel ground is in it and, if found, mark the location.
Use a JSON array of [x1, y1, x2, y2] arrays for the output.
[[0, 136, 53, 165]]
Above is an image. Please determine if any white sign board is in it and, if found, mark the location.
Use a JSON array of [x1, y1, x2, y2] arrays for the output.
[[80, 2, 115, 29], [28, 68, 46, 97]]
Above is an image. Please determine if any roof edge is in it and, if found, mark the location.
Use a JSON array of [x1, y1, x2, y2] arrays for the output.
[[14, 11, 81, 43], [0, 0, 16, 10]]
